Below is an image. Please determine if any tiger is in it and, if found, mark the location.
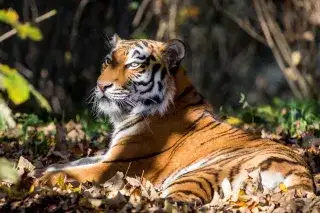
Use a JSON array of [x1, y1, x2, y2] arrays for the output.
[[42, 35, 314, 204]]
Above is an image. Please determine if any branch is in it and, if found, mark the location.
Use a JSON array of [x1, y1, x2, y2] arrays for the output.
[[70, 0, 92, 50], [213, 0, 267, 45], [253, 0, 314, 99], [0, 9, 57, 43], [132, 0, 151, 27]]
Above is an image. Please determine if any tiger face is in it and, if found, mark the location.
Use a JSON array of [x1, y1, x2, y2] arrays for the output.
[[94, 34, 186, 123]]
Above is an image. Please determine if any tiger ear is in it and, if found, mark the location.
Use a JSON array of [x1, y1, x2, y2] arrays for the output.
[[110, 34, 121, 47], [163, 39, 186, 70]]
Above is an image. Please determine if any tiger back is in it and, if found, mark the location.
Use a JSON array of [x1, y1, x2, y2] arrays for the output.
[[42, 35, 314, 204]]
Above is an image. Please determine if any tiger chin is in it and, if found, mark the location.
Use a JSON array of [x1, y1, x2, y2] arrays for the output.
[[42, 35, 314, 204]]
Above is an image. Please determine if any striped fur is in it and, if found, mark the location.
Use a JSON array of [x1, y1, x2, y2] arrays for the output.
[[42, 35, 314, 204]]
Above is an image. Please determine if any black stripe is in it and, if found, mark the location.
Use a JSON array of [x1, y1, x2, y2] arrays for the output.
[[166, 179, 211, 199], [150, 55, 156, 61], [142, 96, 162, 106], [170, 65, 180, 76], [142, 40, 148, 47], [258, 157, 306, 171], [160, 67, 167, 80], [137, 55, 146, 60], [136, 43, 143, 49], [132, 50, 140, 57], [174, 86, 194, 101], [158, 82, 163, 92], [166, 190, 205, 204], [198, 176, 214, 198], [140, 82, 154, 94], [136, 64, 161, 86], [113, 117, 144, 136], [181, 98, 205, 109]]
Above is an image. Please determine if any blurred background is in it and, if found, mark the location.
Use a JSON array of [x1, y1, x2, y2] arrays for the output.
[[0, 0, 320, 119]]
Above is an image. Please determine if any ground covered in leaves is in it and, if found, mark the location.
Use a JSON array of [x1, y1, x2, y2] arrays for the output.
[[1, 99, 320, 212]]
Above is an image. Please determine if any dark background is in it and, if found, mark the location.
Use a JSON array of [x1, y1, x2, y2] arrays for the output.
[[1, 0, 320, 118]]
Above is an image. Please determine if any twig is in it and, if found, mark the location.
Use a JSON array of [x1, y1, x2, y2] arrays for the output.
[[124, 162, 132, 178], [70, 0, 92, 50], [213, 0, 267, 45], [0, 9, 57, 43], [168, 0, 178, 39], [132, 10, 153, 36], [29, 0, 39, 21], [253, 0, 301, 98], [253, 0, 314, 99], [156, 20, 167, 40], [132, 0, 151, 27]]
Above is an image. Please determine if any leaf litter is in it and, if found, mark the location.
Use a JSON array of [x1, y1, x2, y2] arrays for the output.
[[0, 117, 320, 212]]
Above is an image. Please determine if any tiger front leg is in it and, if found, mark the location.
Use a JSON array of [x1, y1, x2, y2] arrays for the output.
[[40, 156, 130, 186]]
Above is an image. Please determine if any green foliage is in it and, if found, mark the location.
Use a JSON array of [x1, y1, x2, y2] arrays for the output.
[[16, 113, 43, 134], [0, 8, 43, 41], [0, 9, 51, 131], [128, 1, 139, 10], [76, 110, 110, 138], [0, 64, 30, 105], [15, 114, 51, 156], [0, 64, 51, 111], [229, 94, 320, 139]]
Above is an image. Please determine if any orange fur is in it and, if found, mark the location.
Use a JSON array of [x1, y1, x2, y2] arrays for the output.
[[42, 37, 314, 204]]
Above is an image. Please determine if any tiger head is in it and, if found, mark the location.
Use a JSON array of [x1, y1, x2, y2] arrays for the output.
[[94, 35, 186, 123]]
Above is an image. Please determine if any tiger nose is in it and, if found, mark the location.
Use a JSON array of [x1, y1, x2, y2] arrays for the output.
[[97, 81, 113, 92]]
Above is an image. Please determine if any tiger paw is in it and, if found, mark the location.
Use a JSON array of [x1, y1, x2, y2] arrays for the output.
[[166, 194, 203, 206], [38, 170, 70, 186]]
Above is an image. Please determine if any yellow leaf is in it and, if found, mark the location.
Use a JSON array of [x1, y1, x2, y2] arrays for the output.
[[0, 8, 19, 25], [6, 9, 19, 25], [0, 64, 30, 105], [231, 200, 247, 207], [56, 174, 65, 188], [16, 23, 29, 39], [291, 51, 301, 66], [279, 183, 288, 192], [226, 116, 243, 125], [29, 183, 35, 193], [239, 189, 246, 196], [26, 25, 43, 41]]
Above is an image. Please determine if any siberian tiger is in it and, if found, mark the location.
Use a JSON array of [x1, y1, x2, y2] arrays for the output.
[[42, 35, 314, 204]]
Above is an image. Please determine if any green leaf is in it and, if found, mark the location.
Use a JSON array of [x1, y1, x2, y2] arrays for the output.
[[129, 1, 139, 10], [29, 85, 52, 112], [0, 64, 30, 105]]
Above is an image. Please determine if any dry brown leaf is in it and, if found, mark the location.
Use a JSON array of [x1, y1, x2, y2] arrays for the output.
[[102, 171, 124, 192], [16, 156, 35, 175]]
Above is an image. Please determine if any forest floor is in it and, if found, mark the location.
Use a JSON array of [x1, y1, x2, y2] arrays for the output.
[[1, 99, 320, 212]]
